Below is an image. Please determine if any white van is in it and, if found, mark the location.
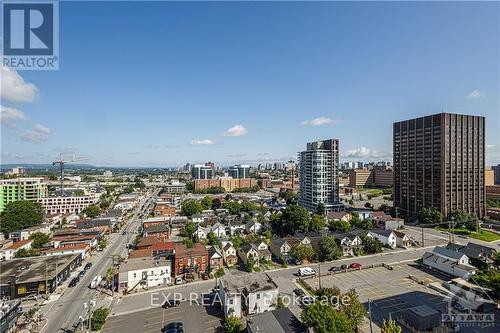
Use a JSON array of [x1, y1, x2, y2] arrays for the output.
[[298, 267, 316, 277]]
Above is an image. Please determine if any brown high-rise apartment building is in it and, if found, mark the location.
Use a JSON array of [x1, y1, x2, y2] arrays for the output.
[[393, 113, 485, 219]]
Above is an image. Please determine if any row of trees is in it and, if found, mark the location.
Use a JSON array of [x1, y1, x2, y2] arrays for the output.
[[181, 196, 264, 217], [270, 205, 326, 236], [420, 208, 480, 231]]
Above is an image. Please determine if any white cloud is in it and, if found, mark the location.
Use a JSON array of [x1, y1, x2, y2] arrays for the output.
[[190, 139, 214, 145], [467, 89, 483, 99], [343, 146, 387, 159], [21, 123, 52, 143], [300, 117, 337, 126], [486, 144, 496, 149], [223, 124, 247, 137], [1, 66, 38, 103], [0, 105, 26, 127]]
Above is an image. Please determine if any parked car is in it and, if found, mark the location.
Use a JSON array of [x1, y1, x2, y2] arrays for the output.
[[162, 300, 180, 308], [84, 263, 92, 270], [329, 266, 342, 273], [293, 288, 306, 297], [340, 264, 348, 270], [201, 272, 209, 280], [349, 263, 362, 270], [175, 277, 183, 285], [69, 277, 79, 287], [161, 322, 184, 333], [453, 302, 468, 313], [298, 267, 316, 277], [78, 270, 86, 278]]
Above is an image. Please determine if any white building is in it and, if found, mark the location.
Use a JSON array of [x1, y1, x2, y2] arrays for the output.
[[38, 195, 99, 215], [218, 271, 279, 318], [211, 223, 227, 238], [117, 257, 172, 293], [422, 246, 476, 280], [8, 224, 52, 242], [367, 230, 397, 249]]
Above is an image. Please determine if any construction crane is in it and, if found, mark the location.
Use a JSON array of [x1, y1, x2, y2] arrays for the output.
[[52, 154, 88, 196]]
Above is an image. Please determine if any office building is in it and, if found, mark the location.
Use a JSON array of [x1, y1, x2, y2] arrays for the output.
[[492, 164, 500, 185], [298, 139, 342, 213], [191, 164, 213, 180], [393, 113, 485, 218], [228, 164, 250, 179], [0, 178, 47, 213]]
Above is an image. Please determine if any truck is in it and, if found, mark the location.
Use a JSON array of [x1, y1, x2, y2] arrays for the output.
[[89, 275, 102, 289]]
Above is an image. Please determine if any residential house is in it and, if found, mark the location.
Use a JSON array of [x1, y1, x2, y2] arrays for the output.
[[142, 217, 169, 229], [8, 224, 52, 242], [393, 230, 412, 248], [238, 244, 260, 266], [445, 242, 497, 267], [422, 246, 476, 280], [221, 241, 238, 267], [208, 246, 224, 271], [245, 220, 263, 234], [174, 243, 209, 276], [117, 257, 172, 293], [327, 211, 352, 223], [253, 240, 272, 262], [218, 271, 279, 318], [368, 230, 397, 249], [194, 225, 210, 240], [269, 237, 291, 259], [331, 232, 363, 256], [211, 222, 227, 238], [0, 239, 32, 261], [191, 214, 205, 224], [228, 220, 246, 236], [136, 236, 162, 250]]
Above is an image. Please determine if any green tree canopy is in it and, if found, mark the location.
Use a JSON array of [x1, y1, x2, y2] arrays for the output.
[[310, 214, 326, 232], [290, 244, 316, 262], [29, 232, 51, 248], [362, 236, 383, 254], [381, 319, 402, 333], [280, 205, 311, 235], [91, 307, 110, 331], [222, 201, 242, 215], [82, 205, 101, 218], [301, 302, 354, 333], [329, 220, 350, 233], [181, 200, 203, 216], [318, 235, 342, 262], [0, 201, 44, 234], [223, 315, 241, 333], [200, 196, 213, 210]]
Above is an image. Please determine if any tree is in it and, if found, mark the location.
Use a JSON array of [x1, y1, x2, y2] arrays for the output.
[[91, 307, 109, 331], [317, 203, 325, 215], [318, 235, 342, 262], [263, 229, 272, 240], [419, 208, 443, 224], [291, 244, 316, 262], [200, 196, 213, 210], [315, 286, 341, 305], [29, 232, 50, 248], [104, 267, 115, 288], [222, 201, 241, 215], [310, 214, 326, 232], [280, 189, 298, 205], [224, 315, 241, 333], [246, 254, 255, 272], [181, 200, 203, 216], [183, 237, 194, 248], [0, 201, 44, 234], [183, 221, 196, 239], [230, 235, 244, 250], [280, 205, 311, 235], [450, 210, 479, 231], [14, 248, 39, 258], [362, 236, 383, 254], [99, 238, 108, 250], [74, 189, 85, 196], [381, 319, 402, 333], [329, 220, 350, 233], [277, 296, 286, 309], [301, 302, 354, 333], [339, 289, 367, 328], [207, 231, 220, 246], [212, 198, 222, 210], [82, 205, 101, 218]]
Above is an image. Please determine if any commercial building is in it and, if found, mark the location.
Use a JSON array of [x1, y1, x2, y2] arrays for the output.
[[492, 164, 500, 185], [38, 195, 99, 215], [117, 257, 171, 293], [173, 243, 208, 276], [0, 254, 81, 299], [191, 164, 213, 180], [298, 139, 342, 213], [0, 177, 47, 213], [485, 169, 494, 186], [421, 246, 476, 280], [393, 113, 485, 218], [246, 308, 305, 333], [218, 270, 279, 318], [349, 169, 372, 187], [228, 164, 250, 179], [162, 180, 186, 193]]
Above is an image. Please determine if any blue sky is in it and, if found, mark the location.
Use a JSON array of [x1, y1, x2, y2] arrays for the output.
[[1, 1, 499, 167]]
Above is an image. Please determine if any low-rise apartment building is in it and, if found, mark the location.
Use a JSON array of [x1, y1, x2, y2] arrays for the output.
[[117, 257, 172, 293], [38, 195, 99, 215]]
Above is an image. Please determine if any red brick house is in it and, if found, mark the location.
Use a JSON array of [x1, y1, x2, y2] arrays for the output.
[[174, 243, 208, 277]]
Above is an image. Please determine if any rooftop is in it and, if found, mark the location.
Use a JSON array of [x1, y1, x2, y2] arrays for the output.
[[0, 254, 79, 284], [221, 270, 277, 293], [119, 257, 171, 273], [247, 308, 305, 333]]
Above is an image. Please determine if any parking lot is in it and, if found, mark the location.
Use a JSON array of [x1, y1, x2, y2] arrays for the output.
[[102, 301, 224, 333], [304, 263, 447, 302]]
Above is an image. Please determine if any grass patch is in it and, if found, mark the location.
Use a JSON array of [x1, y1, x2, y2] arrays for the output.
[[435, 227, 500, 242], [297, 278, 315, 295]]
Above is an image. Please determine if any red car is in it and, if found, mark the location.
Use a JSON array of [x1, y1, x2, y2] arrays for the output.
[[349, 263, 362, 270]]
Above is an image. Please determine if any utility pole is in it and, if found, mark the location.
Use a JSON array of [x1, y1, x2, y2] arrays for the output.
[[318, 261, 322, 289], [451, 217, 455, 243], [368, 299, 374, 333], [421, 227, 424, 247]]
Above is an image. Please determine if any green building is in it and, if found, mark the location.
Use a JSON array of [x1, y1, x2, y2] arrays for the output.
[[0, 177, 47, 213]]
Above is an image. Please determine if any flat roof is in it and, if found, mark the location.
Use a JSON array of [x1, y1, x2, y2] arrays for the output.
[[119, 257, 171, 273], [0, 254, 79, 285], [222, 270, 277, 293]]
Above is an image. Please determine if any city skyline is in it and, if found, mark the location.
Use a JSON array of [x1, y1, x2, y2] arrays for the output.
[[1, 1, 499, 167]]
